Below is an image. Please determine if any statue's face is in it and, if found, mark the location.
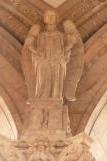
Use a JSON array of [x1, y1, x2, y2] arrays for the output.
[[38, 145, 45, 152], [44, 10, 57, 25]]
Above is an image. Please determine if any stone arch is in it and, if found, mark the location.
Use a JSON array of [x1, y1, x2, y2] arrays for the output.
[[0, 95, 17, 140], [0, 85, 22, 139], [0, 27, 27, 136], [85, 91, 107, 161], [85, 91, 107, 135], [69, 24, 107, 134]]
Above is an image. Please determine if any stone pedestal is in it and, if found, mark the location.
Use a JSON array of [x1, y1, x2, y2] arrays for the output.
[[21, 99, 71, 142], [16, 100, 96, 161], [0, 100, 96, 161]]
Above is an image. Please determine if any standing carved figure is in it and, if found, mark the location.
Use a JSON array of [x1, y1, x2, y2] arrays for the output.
[[22, 10, 84, 103]]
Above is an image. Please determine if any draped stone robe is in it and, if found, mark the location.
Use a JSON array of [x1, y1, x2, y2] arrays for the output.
[[33, 30, 66, 99]]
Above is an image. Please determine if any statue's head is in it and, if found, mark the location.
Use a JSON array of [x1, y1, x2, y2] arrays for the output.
[[34, 138, 49, 152], [63, 20, 76, 33], [44, 10, 58, 25]]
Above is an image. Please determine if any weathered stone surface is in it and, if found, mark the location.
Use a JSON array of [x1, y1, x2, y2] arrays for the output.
[[0, 3, 107, 160], [0, 1, 107, 159], [0, 133, 95, 161]]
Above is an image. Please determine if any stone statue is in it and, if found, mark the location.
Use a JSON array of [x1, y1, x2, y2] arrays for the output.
[[0, 9, 96, 161], [22, 10, 84, 103]]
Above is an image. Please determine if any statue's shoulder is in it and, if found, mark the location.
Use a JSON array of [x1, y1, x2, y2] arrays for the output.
[[56, 30, 63, 34], [31, 24, 40, 30], [29, 24, 41, 37]]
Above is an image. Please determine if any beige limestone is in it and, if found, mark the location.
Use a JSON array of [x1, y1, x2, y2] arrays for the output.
[[0, 7, 96, 161], [43, 0, 67, 8]]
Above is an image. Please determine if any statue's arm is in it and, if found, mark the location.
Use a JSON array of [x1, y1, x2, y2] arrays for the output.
[[21, 24, 40, 102], [63, 20, 78, 63], [63, 20, 84, 101], [65, 34, 77, 50], [22, 24, 40, 55], [64, 34, 77, 63]]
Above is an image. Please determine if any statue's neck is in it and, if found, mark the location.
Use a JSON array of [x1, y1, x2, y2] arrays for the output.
[[45, 24, 57, 32]]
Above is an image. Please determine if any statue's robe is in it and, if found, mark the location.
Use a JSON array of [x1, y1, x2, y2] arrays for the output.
[[32, 30, 66, 99], [22, 25, 84, 101]]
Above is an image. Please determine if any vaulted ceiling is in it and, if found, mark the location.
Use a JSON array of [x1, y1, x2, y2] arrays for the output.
[[43, 0, 67, 8], [1, 0, 107, 43], [0, 0, 107, 137]]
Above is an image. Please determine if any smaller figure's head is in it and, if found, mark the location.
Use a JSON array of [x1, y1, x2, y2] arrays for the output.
[[44, 10, 58, 25], [34, 138, 49, 152], [63, 20, 76, 33]]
